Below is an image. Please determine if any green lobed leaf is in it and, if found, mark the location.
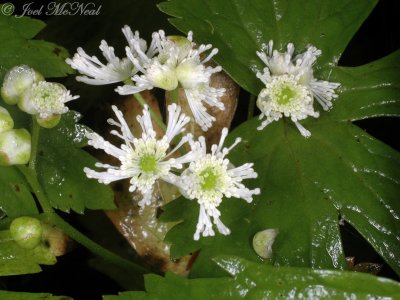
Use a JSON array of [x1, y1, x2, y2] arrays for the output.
[[0, 12, 72, 82], [36, 111, 116, 213], [104, 256, 400, 299], [160, 0, 400, 277], [164, 108, 400, 276], [0, 290, 71, 300], [0, 166, 38, 218], [327, 50, 400, 122], [159, 0, 377, 94], [0, 230, 56, 276], [104, 292, 146, 300]]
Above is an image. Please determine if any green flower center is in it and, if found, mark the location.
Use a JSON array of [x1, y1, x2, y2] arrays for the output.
[[200, 167, 219, 191], [276, 84, 297, 105], [139, 154, 157, 173], [31, 82, 65, 112]]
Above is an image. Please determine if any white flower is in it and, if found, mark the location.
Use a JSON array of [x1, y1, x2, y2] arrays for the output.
[[19, 81, 79, 119], [84, 103, 196, 207], [179, 128, 260, 240], [116, 30, 225, 131], [256, 40, 340, 137], [66, 26, 144, 85]]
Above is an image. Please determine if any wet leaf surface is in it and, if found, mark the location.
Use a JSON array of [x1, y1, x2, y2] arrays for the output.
[[0, 230, 56, 276], [159, 0, 377, 94], [159, 0, 400, 278], [104, 256, 400, 299], [37, 112, 115, 213], [0, 290, 71, 300]]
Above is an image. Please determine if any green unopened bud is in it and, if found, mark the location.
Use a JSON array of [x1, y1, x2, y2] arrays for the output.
[[10, 216, 43, 250], [176, 60, 202, 89], [36, 114, 61, 129], [253, 228, 279, 259], [147, 65, 178, 91], [1, 65, 43, 105], [0, 129, 31, 165], [0, 106, 14, 133], [167, 35, 192, 60]]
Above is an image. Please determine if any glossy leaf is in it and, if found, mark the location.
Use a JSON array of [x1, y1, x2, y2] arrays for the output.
[[164, 107, 400, 276], [159, 0, 400, 277], [0, 13, 72, 82], [104, 256, 400, 299], [327, 50, 400, 121], [0, 166, 38, 218], [0, 230, 56, 276], [0, 290, 71, 300], [158, 0, 377, 94], [36, 112, 116, 213]]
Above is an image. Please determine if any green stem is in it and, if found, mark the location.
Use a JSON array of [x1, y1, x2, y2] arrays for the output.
[[19, 164, 149, 273], [247, 94, 256, 120], [19, 103, 149, 274], [169, 88, 180, 104], [19, 168, 149, 274], [17, 165, 54, 213], [134, 93, 166, 131], [46, 213, 149, 274], [29, 117, 40, 170]]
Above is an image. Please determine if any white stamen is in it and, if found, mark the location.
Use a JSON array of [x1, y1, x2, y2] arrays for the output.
[[179, 127, 260, 240], [256, 40, 340, 137], [84, 104, 194, 207]]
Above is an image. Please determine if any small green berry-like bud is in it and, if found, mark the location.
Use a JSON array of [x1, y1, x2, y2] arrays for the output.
[[0, 129, 31, 165], [0, 106, 14, 133], [10, 216, 43, 249], [147, 66, 178, 91], [167, 35, 192, 59], [252, 228, 279, 259], [1, 65, 43, 105], [36, 114, 61, 129]]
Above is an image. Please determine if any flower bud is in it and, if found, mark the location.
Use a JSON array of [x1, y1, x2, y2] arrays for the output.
[[167, 35, 192, 60], [0, 128, 31, 165], [1, 65, 43, 105], [36, 114, 61, 129], [146, 64, 178, 91], [176, 60, 204, 89], [18, 81, 79, 124], [252, 228, 279, 259], [10, 216, 43, 250], [0, 106, 14, 133]]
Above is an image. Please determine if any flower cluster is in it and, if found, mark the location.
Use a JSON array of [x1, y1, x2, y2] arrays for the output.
[[84, 104, 260, 239], [1, 65, 79, 128], [255, 41, 340, 137], [67, 26, 225, 131], [72, 29, 340, 240]]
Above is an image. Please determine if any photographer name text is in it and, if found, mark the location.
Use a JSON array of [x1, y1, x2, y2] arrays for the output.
[[16, 2, 101, 18]]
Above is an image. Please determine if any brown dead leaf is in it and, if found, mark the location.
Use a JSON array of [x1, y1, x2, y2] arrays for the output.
[[96, 91, 191, 275], [166, 67, 239, 148]]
